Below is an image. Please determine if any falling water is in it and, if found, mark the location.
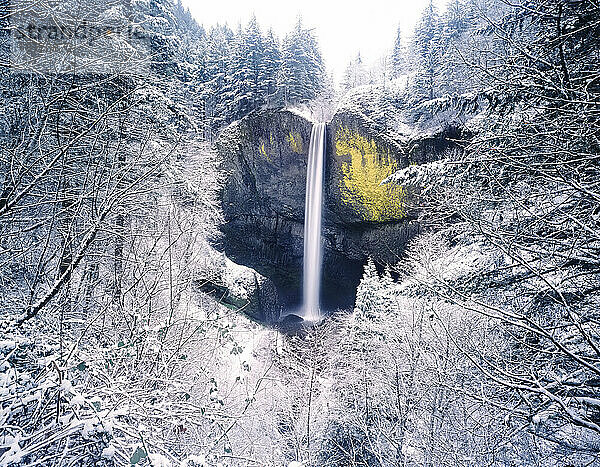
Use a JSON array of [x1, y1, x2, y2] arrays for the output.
[[302, 122, 326, 322]]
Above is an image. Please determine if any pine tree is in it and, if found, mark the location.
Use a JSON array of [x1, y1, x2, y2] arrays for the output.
[[203, 24, 234, 135], [133, 0, 183, 77], [411, 0, 442, 101], [227, 24, 250, 118], [391, 25, 405, 78], [277, 18, 324, 105], [260, 29, 281, 107], [302, 23, 325, 100], [341, 52, 369, 92], [278, 32, 306, 105], [308, 71, 338, 121], [354, 259, 382, 321], [436, 0, 478, 96], [442, 0, 475, 40], [243, 15, 265, 110]]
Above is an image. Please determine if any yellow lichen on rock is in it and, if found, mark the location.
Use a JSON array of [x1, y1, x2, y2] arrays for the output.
[[287, 131, 303, 154], [335, 126, 405, 222], [259, 142, 272, 163]]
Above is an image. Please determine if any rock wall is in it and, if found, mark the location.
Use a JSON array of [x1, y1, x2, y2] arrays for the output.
[[323, 109, 420, 271], [217, 110, 314, 306], [197, 255, 280, 322]]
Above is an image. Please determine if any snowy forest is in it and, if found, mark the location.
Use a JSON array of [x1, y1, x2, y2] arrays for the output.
[[1, 0, 600, 465]]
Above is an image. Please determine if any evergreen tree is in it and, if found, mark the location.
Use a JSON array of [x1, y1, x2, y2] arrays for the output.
[[260, 29, 281, 106], [410, 0, 442, 101], [341, 52, 369, 92], [133, 0, 183, 78], [242, 15, 265, 110], [173, 0, 204, 39], [354, 259, 383, 321], [227, 24, 250, 118], [279, 20, 307, 105], [391, 25, 405, 78], [436, 0, 479, 96], [441, 0, 476, 40], [308, 71, 338, 121], [278, 18, 324, 105], [302, 22, 325, 100], [203, 24, 234, 135], [220, 17, 277, 119]]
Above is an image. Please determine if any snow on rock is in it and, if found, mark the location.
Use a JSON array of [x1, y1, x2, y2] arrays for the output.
[[286, 104, 318, 123], [222, 257, 261, 301], [197, 249, 280, 321]]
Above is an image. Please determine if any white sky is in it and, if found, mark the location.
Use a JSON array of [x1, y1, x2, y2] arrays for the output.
[[181, 0, 449, 80]]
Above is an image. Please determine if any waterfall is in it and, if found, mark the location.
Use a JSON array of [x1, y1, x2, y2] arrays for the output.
[[302, 122, 326, 322]]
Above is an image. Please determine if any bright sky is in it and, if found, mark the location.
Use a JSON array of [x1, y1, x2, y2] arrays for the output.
[[181, 0, 449, 80]]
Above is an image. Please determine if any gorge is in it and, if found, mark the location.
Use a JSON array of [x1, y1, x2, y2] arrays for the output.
[[216, 101, 467, 322]]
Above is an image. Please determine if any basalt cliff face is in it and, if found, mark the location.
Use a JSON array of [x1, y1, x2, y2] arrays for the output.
[[216, 107, 464, 309], [217, 110, 312, 306]]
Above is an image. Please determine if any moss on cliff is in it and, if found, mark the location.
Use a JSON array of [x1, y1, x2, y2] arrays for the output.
[[258, 142, 273, 163], [335, 126, 405, 222], [287, 131, 303, 154]]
